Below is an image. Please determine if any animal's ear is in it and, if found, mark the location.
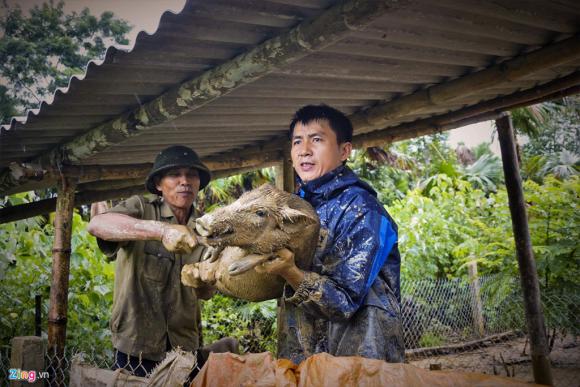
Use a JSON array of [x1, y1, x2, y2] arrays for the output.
[[280, 206, 318, 226]]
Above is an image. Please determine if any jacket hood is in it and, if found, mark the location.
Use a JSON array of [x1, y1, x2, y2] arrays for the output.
[[297, 165, 377, 206]]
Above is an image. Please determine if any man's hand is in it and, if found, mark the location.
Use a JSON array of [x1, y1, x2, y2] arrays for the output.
[[255, 248, 296, 276], [181, 260, 217, 288], [255, 248, 305, 289], [160, 224, 197, 253]]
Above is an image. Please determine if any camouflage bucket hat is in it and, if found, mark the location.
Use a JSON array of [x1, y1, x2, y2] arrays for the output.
[[146, 145, 211, 195]]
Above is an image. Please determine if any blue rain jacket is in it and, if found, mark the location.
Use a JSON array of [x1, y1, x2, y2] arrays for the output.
[[278, 165, 405, 364]]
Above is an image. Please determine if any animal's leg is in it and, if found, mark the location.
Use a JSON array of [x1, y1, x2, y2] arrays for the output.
[[227, 253, 271, 276]]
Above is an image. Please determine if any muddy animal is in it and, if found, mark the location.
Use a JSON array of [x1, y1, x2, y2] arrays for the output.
[[182, 184, 320, 301]]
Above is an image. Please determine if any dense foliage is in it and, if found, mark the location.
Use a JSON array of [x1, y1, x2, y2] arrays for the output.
[[0, 0, 131, 123], [0, 193, 115, 359], [201, 296, 277, 354], [387, 175, 579, 291]]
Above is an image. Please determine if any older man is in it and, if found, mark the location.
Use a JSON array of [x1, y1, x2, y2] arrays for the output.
[[88, 145, 234, 376]]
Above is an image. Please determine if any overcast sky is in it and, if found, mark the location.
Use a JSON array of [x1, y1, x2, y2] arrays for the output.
[[5, 0, 498, 152]]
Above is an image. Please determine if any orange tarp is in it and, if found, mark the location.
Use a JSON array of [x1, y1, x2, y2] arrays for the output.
[[192, 352, 542, 387]]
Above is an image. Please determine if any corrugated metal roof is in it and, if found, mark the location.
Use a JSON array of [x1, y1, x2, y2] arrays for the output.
[[1, 0, 579, 173]]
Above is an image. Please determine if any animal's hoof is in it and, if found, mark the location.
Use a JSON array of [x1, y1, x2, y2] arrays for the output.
[[203, 246, 224, 263]]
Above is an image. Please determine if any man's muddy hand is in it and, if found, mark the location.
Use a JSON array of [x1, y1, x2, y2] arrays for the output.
[[160, 224, 197, 253], [254, 248, 296, 276], [181, 260, 217, 288]]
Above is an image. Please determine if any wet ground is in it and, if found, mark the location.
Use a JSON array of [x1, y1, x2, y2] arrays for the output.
[[410, 335, 579, 386]]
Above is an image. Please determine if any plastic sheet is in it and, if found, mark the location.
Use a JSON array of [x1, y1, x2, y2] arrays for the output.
[[191, 352, 543, 387]]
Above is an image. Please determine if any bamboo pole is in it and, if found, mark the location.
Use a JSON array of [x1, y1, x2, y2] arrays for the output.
[[47, 176, 76, 386], [405, 331, 519, 360], [350, 35, 580, 132], [77, 177, 144, 192], [496, 113, 553, 386], [352, 81, 580, 149], [352, 110, 505, 149], [274, 147, 296, 192], [1, 150, 284, 196], [189, 75, 580, 170], [0, 161, 280, 224], [0, 186, 145, 224], [274, 163, 284, 191]]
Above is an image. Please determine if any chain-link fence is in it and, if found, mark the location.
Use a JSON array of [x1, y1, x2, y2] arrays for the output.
[[1, 275, 578, 386], [400, 275, 579, 386]]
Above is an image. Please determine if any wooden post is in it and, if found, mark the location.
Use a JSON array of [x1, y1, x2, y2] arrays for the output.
[[467, 261, 485, 338], [47, 177, 76, 386], [496, 113, 553, 385], [274, 163, 284, 191], [275, 144, 295, 360], [282, 145, 295, 193]]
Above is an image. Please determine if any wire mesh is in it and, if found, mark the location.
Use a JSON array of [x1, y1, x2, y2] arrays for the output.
[[0, 346, 10, 387], [1, 275, 578, 387]]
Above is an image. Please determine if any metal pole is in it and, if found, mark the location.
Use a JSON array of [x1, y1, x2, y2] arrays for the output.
[[35, 294, 42, 337], [47, 176, 76, 386], [496, 113, 553, 385]]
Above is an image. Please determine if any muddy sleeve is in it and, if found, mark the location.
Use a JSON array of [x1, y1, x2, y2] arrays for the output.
[[286, 196, 397, 321], [96, 195, 145, 260]]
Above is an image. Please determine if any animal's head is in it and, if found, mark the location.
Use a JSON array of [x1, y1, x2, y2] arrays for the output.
[[195, 184, 319, 254]]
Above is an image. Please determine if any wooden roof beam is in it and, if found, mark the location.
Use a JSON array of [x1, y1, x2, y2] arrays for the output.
[[200, 71, 580, 163], [353, 79, 580, 148], [0, 159, 279, 224], [349, 35, 580, 133], [1, 150, 283, 196], [2, 81, 578, 224]]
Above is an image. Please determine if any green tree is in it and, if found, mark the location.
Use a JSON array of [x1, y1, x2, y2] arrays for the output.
[[461, 153, 503, 192], [510, 104, 554, 139], [389, 176, 488, 279], [522, 97, 580, 157], [348, 146, 415, 205], [388, 172, 580, 293], [0, 85, 19, 123], [520, 97, 580, 183], [0, 0, 131, 122]]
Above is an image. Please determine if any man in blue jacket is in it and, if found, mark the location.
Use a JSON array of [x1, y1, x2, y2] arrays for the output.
[[256, 104, 405, 364]]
